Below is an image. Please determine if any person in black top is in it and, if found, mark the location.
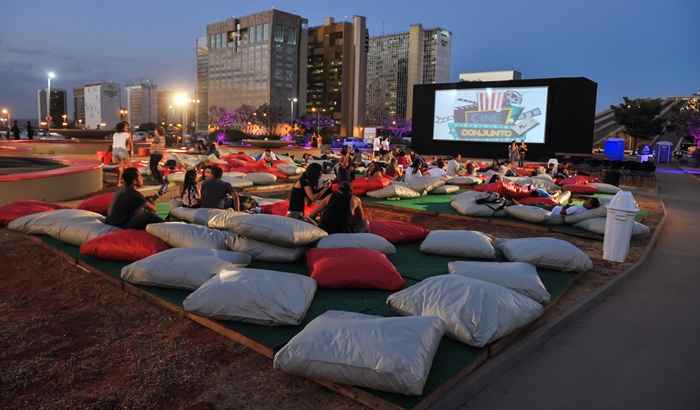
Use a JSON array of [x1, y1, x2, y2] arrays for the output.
[[105, 167, 163, 229], [288, 163, 330, 221], [310, 182, 367, 234], [25, 122, 34, 140], [11, 120, 20, 139], [200, 165, 239, 209]]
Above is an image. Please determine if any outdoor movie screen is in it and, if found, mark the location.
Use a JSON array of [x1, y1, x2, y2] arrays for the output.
[[433, 86, 549, 144]]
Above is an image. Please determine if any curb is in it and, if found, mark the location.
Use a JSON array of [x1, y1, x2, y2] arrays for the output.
[[427, 197, 668, 410]]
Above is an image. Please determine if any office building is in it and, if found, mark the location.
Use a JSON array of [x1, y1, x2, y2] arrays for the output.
[[196, 36, 209, 131], [37, 88, 67, 128], [307, 16, 368, 137], [459, 70, 522, 82], [366, 25, 451, 125], [204, 9, 308, 125], [83, 82, 121, 129], [126, 81, 158, 127], [73, 86, 85, 127]]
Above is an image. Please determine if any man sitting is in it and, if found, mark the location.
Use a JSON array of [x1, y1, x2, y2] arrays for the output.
[[427, 159, 447, 178], [261, 148, 277, 168], [200, 165, 240, 210], [551, 197, 600, 217], [105, 167, 164, 229], [447, 154, 463, 176]]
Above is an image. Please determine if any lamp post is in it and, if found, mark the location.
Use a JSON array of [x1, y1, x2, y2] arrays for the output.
[[46, 71, 55, 129], [288, 97, 298, 123]]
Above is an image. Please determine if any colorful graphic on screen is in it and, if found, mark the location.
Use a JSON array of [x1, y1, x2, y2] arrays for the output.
[[433, 86, 549, 143]]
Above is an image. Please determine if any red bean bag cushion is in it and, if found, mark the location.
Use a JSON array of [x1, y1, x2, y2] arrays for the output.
[[518, 196, 559, 207], [558, 175, 589, 186], [0, 200, 66, 227], [80, 229, 170, 262], [474, 181, 532, 199], [563, 184, 597, 194], [261, 200, 290, 216], [515, 168, 532, 177], [368, 219, 430, 244], [77, 192, 115, 215], [306, 248, 405, 290]]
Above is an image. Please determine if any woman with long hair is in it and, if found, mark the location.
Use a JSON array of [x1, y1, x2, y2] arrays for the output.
[[336, 147, 353, 182], [288, 163, 330, 221], [112, 121, 132, 186], [385, 157, 403, 179], [180, 169, 201, 208], [311, 182, 367, 234]]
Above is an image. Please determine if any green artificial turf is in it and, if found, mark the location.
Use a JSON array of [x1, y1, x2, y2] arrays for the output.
[[155, 202, 171, 220], [364, 193, 460, 215]]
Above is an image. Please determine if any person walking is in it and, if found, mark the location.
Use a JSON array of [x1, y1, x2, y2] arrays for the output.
[[25, 122, 34, 140], [11, 120, 20, 140], [112, 121, 133, 187]]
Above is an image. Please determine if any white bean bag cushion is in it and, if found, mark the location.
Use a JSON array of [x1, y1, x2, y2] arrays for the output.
[[451, 191, 507, 217], [170, 207, 227, 226], [448, 261, 550, 304], [420, 230, 496, 259], [278, 164, 304, 176], [207, 209, 249, 230], [226, 235, 305, 262], [273, 311, 445, 395], [574, 217, 650, 237], [558, 190, 572, 205], [316, 233, 396, 255], [431, 185, 460, 194], [366, 183, 421, 199], [496, 237, 593, 272], [146, 222, 232, 249], [183, 268, 316, 325], [226, 214, 327, 247], [387, 275, 543, 347], [121, 248, 251, 290], [223, 171, 247, 179], [518, 176, 561, 191], [447, 175, 482, 186], [562, 205, 607, 224], [7, 209, 117, 245], [505, 205, 551, 223], [590, 182, 621, 194], [405, 176, 446, 194], [167, 172, 186, 183], [245, 172, 277, 185], [225, 177, 255, 189]]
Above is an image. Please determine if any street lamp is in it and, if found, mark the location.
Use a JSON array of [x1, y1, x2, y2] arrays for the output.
[[119, 108, 128, 121], [288, 97, 298, 123], [46, 71, 56, 128]]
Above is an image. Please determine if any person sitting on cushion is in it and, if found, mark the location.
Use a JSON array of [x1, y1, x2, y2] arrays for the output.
[[447, 154, 463, 176], [261, 148, 277, 168], [180, 169, 201, 208], [427, 159, 447, 178], [288, 163, 330, 222], [200, 165, 239, 210], [105, 167, 164, 229], [551, 197, 600, 216], [311, 182, 367, 234]]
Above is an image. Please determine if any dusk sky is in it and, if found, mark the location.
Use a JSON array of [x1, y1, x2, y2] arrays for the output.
[[1, 0, 698, 119]]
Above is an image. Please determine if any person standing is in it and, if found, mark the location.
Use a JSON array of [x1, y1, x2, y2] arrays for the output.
[[381, 137, 390, 154], [11, 120, 20, 140], [112, 121, 133, 187], [508, 140, 518, 164], [25, 122, 34, 140], [372, 137, 381, 160], [518, 141, 528, 167], [148, 126, 166, 184]]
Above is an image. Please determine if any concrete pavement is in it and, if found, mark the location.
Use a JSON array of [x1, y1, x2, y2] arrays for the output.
[[443, 169, 700, 410]]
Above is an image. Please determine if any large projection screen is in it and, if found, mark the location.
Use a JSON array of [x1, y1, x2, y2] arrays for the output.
[[433, 86, 549, 144]]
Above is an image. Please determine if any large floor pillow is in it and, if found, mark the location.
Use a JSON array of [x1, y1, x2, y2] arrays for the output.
[[563, 184, 597, 194], [58, 220, 119, 246], [451, 191, 507, 217], [589, 182, 621, 194], [405, 176, 446, 194], [221, 175, 255, 189], [517, 196, 559, 207], [351, 176, 392, 196], [558, 175, 589, 186], [431, 184, 459, 194], [245, 172, 277, 185], [273, 311, 445, 395], [167, 172, 186, 184], [207, 209, 249, 230], [513, 176, 560, 191], [496, 237, 593, 272], [505, 205, 552, 223], [316, 233, 397, 254], [574, 217, 650, 237], [447, 175, 482, 186], [80, 229, 170, 261], [448, 261, 550, 304], [260, 199, 289, 216], [562, 205, 607, 224], [366, 183, 421, 199], [367, 219, 429, 244], [146, 222, 232, 249], [77, 192, 115, 215], [170, 207, 227, 226], [306, 248, 405, 290], [558, 190, 572, 205], [121, 248, 250, 290], [7, 209, 115, 245], [222, 171, 247, 179], [226, 214, 327, 247], [183, 268, 316, 325], [0, 200, 65, 227], [387, 275, 543, 347], [226, 235, 305, 262], [277, 163, 304, 176], [419, 230, 496, 259]]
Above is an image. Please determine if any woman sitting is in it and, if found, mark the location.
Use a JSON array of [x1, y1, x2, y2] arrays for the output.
[[365, 162, 386, 178], [310, 182, 367, 234], [404, 157, 425, 181], [288, 163, 331, 222], [180, 169, 201, 208], [385, 158, 403, 179]]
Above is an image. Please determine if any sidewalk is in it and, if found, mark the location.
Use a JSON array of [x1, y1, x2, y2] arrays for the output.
[[438, 169, 700, 410]]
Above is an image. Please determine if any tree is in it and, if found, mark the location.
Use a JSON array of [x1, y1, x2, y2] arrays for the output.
[[611, 97, 664, 148], [666, 97, 700, 144]]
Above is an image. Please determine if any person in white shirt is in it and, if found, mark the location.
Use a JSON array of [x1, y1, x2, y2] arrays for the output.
[[447, 154, 463, 176], [427, 159, 447, 178], [381, 137, 390, 153], [372, 137, 381, 159], [551, 198, 600, 217], [112, 121, 132, 187]]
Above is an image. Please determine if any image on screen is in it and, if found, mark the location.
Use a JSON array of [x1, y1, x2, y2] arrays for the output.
[[433, 86, 549, 144]]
